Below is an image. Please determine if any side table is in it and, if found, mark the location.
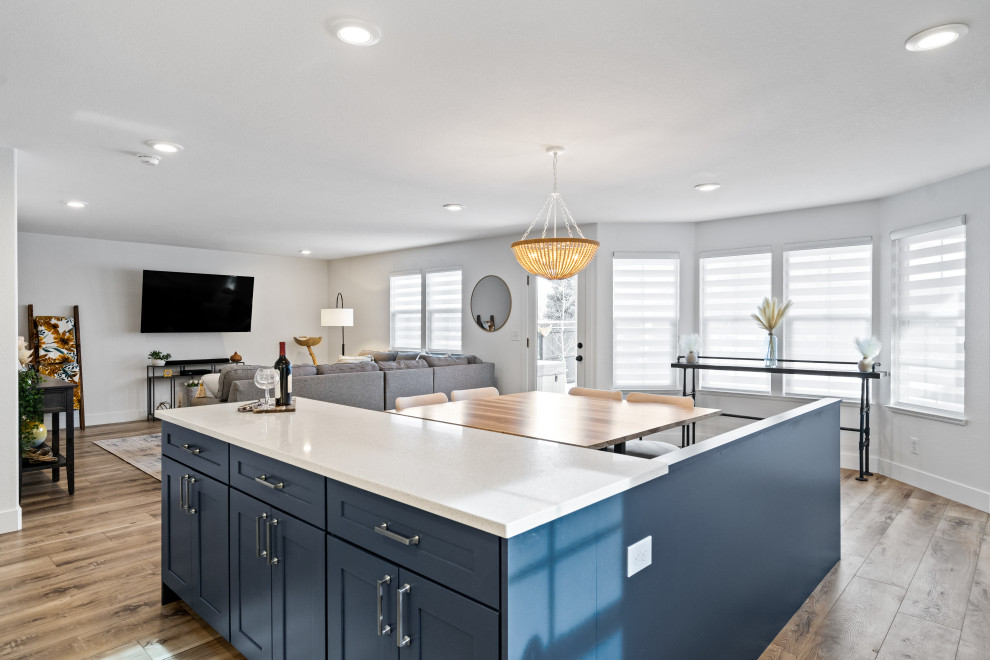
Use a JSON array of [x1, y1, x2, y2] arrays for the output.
[[20, 376, 75, 497]]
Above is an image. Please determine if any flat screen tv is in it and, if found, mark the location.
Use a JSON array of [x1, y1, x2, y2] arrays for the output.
[[140, 270, 255, 333]]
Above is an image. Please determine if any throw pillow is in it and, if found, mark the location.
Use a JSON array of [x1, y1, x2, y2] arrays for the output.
[[336, 355, 373, 364], [376, 359, 429, 371], [360, 349, 398, 362]]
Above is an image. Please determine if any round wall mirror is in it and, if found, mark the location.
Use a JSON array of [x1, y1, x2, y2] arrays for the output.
[[471, 275, 511, 332]]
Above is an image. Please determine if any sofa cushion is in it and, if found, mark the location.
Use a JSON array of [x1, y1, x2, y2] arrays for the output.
[[377, 359, 429, 371], [316, 361, 380, 375], [218, 364, 265, 402], [293, 365, 317, 377], [423, 355, 470, 368], [395, 351, 427, 361], [360, 350, 397, 362]]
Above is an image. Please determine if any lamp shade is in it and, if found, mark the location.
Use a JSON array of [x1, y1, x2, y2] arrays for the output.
[[321, 308, 354, 327]]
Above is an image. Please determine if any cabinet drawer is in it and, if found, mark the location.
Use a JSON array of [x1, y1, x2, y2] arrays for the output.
[[162, 423, 229, 482], [327, 480, 500, 608], [230, 446, 326, 528]]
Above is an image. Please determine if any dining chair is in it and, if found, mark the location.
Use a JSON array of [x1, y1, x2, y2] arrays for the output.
[[568, 387, 623, 401], [626, 392, 696, 448], [450, 386, 500, 402], [395, 392, 448, 411]]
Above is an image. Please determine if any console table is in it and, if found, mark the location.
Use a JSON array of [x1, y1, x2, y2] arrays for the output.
[[146, 358, 234, 420], [671, 356, 887, 481], [20, 376, 75, 497]]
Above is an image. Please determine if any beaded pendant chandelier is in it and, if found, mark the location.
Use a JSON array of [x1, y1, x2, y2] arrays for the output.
[[511, 147, 599, 280]]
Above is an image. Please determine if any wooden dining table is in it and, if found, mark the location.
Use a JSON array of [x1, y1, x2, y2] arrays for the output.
[[393, 390, 721, 453]]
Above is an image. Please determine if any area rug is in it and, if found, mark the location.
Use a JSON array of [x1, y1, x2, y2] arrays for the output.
[[93, 434, 162, 481]]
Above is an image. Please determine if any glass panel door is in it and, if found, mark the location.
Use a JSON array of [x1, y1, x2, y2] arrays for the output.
[[534, 276, 578, 393]]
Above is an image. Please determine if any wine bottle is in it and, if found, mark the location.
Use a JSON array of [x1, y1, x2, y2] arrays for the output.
[[275, 341, 292, 407]]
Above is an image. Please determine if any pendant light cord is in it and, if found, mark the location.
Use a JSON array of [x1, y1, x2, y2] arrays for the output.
[[518, 149, 588, 242]]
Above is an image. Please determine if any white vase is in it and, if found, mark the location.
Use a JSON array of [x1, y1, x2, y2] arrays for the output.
[[686, 351, 698, 363], [151, 359, 166, 366], [858, 357, 874, 372]]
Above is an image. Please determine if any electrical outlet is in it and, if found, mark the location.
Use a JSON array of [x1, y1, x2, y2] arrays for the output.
[[511, 330, 520, 341], [910, 437, 919, 455], [627, 536, 652, 577]]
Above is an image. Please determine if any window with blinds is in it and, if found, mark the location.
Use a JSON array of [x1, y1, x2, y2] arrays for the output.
[[699, 251, 772, 392], [612, 254, 679, 389], [783, 242, 872, 398], [426, 268, 462, 352], [892, 219, 966, 415], [389, 272, 423, 350]]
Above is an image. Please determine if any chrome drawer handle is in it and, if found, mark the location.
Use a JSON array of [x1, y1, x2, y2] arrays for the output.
[[266, 518, 279, 565], [181, 444, 201, 455], [254, 475, 284, 490], [375, 523, 420, 546], [397, 584, 411, 648], [377, 575, 392, 637], [255, 513, 268, 559], [180, 475, 188, 511]]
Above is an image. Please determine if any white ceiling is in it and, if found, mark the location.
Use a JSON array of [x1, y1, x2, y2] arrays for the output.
[[2, 1, 988, 260]]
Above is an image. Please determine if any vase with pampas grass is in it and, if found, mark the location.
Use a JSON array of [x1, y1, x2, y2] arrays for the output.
[[855, 336, 881, 372], [679, 333, 701, 363], [752, 297, 793, 367]]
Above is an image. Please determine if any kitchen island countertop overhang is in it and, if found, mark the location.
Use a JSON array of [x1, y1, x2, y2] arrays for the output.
[[156, 396, 669, 538]]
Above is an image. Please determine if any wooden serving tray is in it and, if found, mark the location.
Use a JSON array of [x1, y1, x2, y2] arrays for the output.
[[237, 402, 296, 414]]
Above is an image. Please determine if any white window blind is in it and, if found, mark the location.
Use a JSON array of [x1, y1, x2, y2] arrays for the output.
[[783, 243, 872, 398], [426, 268, 462, 352], [390, 272, 422, 350], [699, 251, 772, 392], [892, 221, 966, 414], [612, 254, 679, 389]]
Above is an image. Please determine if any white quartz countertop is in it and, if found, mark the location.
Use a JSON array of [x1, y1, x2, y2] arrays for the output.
[[157, 397, 669, 538]]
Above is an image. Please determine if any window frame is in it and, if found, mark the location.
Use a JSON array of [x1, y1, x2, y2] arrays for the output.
[[425, 267, 463, 353], [389, 267, 463, 352]]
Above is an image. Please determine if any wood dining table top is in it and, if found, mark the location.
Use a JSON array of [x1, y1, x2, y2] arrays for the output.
[[393, 390, 722, 450]]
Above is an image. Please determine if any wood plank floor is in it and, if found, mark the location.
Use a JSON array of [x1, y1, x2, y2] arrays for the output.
[[2, 420, 988, 659]]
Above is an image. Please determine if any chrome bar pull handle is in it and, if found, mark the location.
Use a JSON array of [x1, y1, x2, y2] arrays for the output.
[[181, 444, 201, 455], [266, 518, 279, 565], [376, 575, 392, 636], [179, 475, 188, 511], [375, 523, 420, 546], [255, 513, 268, 559], [396, 584, 411, 648], [186, 478, 197, 515], [254, 475, 284, 490]]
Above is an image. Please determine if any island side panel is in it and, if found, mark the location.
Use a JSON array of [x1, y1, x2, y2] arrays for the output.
[[505, 401, 840, 659]]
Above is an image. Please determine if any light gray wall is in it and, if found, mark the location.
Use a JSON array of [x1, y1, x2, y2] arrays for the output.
[[1, 149, 20, 534], [17, 234, 332, 425], [327, 233, 531, 394]]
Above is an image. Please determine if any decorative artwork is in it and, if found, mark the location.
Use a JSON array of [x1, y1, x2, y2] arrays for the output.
[[33, 315, 81, 410]]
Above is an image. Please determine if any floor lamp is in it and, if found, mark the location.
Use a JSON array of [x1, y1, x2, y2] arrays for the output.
[[321, 293, 354, 358]]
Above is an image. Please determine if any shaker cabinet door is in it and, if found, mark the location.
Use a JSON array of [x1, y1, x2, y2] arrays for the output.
[[162, 457, 194, 602], [328, 536, 399, 660], [397, 568, 499, 660], [230, 490, 274, 660], [272, 512, 326, 660], [189, 467, 229, 639]]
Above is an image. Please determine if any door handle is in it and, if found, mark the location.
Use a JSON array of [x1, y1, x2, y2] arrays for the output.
[[255, 513, 268, 559], [266, 518, 279, 565], [186, 477, 197, 515], [396, 583, 411, 648], [575, 355, 583, 362], [377, 575, 392, 636]]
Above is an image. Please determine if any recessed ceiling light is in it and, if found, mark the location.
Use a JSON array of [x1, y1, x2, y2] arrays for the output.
[[147, 141, 184, 153], [694, 183, 721, 192], [299, 250, 312, 255], [329, 19, 381, 46], [61, 200, 88, 208], [905, 24, 968, 51], [443, 203, 464, 211]]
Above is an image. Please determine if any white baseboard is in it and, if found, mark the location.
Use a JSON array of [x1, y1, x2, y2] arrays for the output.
[[841, 451, 990, 513], [0, 506, 22, 535]]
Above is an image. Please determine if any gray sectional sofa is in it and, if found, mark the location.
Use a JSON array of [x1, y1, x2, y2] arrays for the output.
[[201, 352, 495, 411]]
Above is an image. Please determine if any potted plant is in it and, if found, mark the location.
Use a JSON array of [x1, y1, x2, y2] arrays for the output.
[[19, 368, 46, 454], [148, 350, 172, 366]]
